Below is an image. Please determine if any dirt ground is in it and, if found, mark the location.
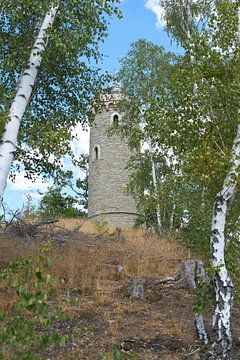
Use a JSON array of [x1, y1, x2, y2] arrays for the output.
[[0, 218, 240, 359]]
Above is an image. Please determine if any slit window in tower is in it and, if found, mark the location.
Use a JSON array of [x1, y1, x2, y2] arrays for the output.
[[113, 114, 119, 126], [94, 146, 99, 160]]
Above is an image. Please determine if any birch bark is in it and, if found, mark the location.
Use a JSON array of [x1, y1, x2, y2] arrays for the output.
[[150, 153, 161, 230], [146, 139, 161, 230], [208, 7, 240, 359], [0, 6, 58, 205], [169, 200, 175, 230], [209, 124, 240, 359]]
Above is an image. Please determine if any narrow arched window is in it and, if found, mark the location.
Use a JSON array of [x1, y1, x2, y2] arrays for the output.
[[113, 114, 119, 126], [94, 146, 99, 160], [110, 112, 121, 126]]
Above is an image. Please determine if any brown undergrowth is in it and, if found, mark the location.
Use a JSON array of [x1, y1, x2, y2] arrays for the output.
[[1, 219, 240, 359]]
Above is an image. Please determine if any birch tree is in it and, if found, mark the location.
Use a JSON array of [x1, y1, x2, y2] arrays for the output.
[[159, 0, 213, 45], [157, 1, 240, 358], [119, 0, 239, 357], [207, 4, 240, 359], [0, 0, 121, 204], [117, 39, 178, 230], [0, 5, 58, 205]]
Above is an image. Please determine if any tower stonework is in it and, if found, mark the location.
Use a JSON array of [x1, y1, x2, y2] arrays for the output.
[[88, 86, 139, 228]]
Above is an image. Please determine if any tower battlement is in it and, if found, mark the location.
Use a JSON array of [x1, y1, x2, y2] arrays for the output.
[[100, 85, 123, 108]]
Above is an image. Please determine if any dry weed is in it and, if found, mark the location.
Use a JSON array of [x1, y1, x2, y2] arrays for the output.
[[0, 236, 35, 264], [0, 292, 18, 312], [0, 219, 205, 359], [108, 313, 125, 339], [42, 224, 189, 302], [79, 219, 117, 235], [95, 279, 115, 306], [56, 218, 85, 231], [0, 221, 188, 299], [122, 230, 187, 278]]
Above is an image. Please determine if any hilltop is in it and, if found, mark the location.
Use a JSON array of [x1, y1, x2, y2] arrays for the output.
[[0, 218, 240, 359]]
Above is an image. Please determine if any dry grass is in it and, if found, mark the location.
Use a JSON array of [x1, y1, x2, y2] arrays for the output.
[[0, 236, 34, 264], [47, 224, 188, 300], [122, 228, 188, 277], [56, 218, 117, 235], [0, 219, 189, 311], [56, 218, 85, 231], [0, 218, 206, 359]]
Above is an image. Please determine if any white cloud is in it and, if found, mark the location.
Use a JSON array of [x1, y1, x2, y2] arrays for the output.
[[145, 0, 166, 28], [61, 123, 90, 180], [8, 172, 52, 193], [70, 123, 89, 157]]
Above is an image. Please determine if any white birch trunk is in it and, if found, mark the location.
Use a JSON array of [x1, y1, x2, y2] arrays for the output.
[[169, 198, 175, 230], [151, 157, 161, 230], [208, 8, 240, 359], [146, 139, 161, 229], [0, 6, 58, 205], [209, 126, 240, 359]]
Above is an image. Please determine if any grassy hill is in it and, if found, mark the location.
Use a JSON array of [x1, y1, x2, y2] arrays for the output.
[[0, 219, 240, 359]]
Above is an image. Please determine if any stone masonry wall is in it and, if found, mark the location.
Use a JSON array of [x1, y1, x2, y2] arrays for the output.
[[88, 94, 139, 228]]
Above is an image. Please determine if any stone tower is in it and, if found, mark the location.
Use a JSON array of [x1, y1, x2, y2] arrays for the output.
[[88, 85, 139, 228]]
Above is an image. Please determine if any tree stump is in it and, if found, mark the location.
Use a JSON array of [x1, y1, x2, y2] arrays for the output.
[[174, 259, 197, 290], [172, 259, 208, 290], [129, 277, 146, 300]]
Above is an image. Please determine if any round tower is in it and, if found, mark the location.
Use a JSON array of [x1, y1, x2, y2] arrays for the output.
[[88, 85, 139, 228]]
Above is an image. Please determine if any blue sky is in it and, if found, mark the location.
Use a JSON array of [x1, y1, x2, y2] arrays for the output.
[[3, 0, 181, 214], [98, 0, 180, 72]]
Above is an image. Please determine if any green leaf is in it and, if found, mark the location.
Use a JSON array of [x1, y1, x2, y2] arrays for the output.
[[36, 271, 42, 280], [45, 274, 51, 285]]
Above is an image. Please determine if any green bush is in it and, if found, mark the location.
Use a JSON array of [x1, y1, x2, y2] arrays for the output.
[[38, 187, 85, 219], [0, 242, 66, 359]]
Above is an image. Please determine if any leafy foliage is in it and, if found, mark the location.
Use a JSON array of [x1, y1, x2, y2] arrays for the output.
[[0, 0, 121, 181], [193, 265, 215, 315], [0, 242, 66, 359], [37, 153, 88, 219], [118, 2, 240, 254], [38, 186, 85, 219], [119, 4, 240, 354]]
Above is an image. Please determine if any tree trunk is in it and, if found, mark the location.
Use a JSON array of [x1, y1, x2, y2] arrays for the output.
[[0, 6, 58, 205], [147, 140, 161, 230], [129, 277, 146, 300], [208, 124, 240, 359], [151, 157, 161, 230], [208, 7, 240, 358], [169, 199, 175, 230]]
